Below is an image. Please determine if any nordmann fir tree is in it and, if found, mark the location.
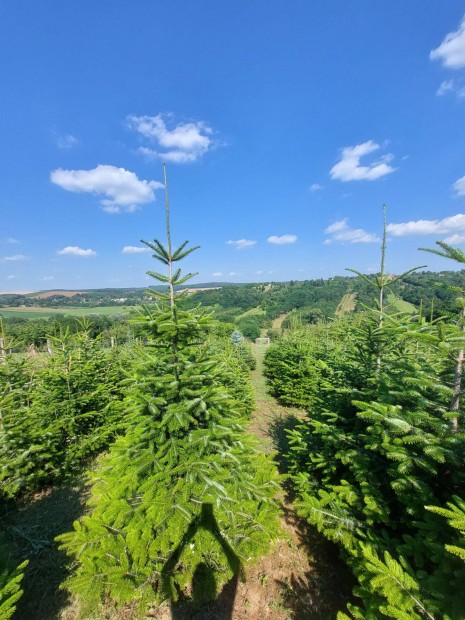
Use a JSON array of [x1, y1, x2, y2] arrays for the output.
[[0, 321, 124, 499], [267, 208, 465, 619], [419, 241, 465, 432], [0, 555, 27, 620], [0, 325, 28, 619], [58, 165, 280, 617]]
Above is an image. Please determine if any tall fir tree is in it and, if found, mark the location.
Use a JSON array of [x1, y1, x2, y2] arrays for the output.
[[58, 165, 280, 617], [264, 212, 465, 618]]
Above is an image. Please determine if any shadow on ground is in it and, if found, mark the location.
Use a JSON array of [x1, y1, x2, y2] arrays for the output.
[[269, 412, 302, 473], [157, 572, 240, 620], [0, 479, 86, 620], [270, 413, 354, 618], [276, 504, 354, 619]]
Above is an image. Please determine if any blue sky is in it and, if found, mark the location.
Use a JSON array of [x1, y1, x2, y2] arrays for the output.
[[1, 1, 465, 291]]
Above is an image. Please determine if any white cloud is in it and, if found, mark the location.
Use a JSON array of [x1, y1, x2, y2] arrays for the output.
[[437, 79, 456, 96], [430, 16, 465, 69], [387, 213, 465, 237], [310, 183, 323, 191], [229, 271, 236, 276], [3, 254, 27, 262], [453, 175, 465, 196], [56, 134, 79, 149], [42, 276, 55, 281], [325, 220, 348, 234], [443, 233, 465, 245], [57, 246, 96, 257], [122, 245, 151, 254], [212, 272, 222, 276], [267, 235, 297, 245], [330, 140, 396, 182], [127, 113, 215, 163], [256, 270, 263, 274], [324, 219, 379, 244], [6, 238, 19, 244], [226, 239, 257, 250], [50, 164, 163, 213], [436, 78, 465, 98], [6, 275, 15, 280]]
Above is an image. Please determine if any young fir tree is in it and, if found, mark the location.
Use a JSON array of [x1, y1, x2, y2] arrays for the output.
[[0, 322, 40, 499], [58, 166, 280, 617], [419, 241, 465, 432], [265, 211, 465, 618], [0, 322, 124, 499], [0, 558, 28, 620]]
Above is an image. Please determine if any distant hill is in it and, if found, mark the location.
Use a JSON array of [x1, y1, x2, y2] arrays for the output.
[[30, 290, 85, 299], [1, 271, 464, 321]]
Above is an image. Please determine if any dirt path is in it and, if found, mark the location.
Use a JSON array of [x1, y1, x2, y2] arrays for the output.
[[271, 313, 290, 330], [247, 342, 306, 454]]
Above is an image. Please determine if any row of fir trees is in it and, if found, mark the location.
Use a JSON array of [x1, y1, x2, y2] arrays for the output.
[[264, 224, 465, 619]]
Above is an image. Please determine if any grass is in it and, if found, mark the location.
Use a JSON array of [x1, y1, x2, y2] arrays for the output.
[[235, 306, 266, 321], [272, 312, 290, 329], [0, 306, 131, 319], [335, 293, 357, 316], [386, 293, 416, 313]]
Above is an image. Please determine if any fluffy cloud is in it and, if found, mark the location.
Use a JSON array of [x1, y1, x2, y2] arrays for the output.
[[127, 114, 215, 163], [57, 246, 96, 257], [3, 254, 26, 262], [50, 165, 163, 213], [387, 213, 465, 237], [430, 15, 465, 69], [226, 239, 257, 250], [212, 272, 222, 276], [324, 219, 379, 244], [310, 183, 323, 191], [330, 140, 396, 182], [453, 175, 465, 196], [267, 235, 297, 245], [122, 245, 151, 254], [6, 275, 15, 280]]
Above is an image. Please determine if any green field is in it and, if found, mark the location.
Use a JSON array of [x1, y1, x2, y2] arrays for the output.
[[0, 306, 131, 319], [336, 292, 357, 316], [386, 293, 416, 314], [235, 306, 266, 321]]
